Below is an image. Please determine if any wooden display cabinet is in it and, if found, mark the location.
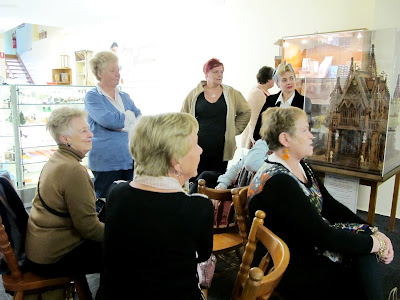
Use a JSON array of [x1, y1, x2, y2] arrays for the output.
[[282, 29, 370, 103], [280, 28, 400, 177], [278, 28, 400, 230], [52, 68, 72, 85]]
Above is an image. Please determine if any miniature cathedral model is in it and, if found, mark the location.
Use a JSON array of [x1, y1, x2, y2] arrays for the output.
[[324, 45, 390, 171]]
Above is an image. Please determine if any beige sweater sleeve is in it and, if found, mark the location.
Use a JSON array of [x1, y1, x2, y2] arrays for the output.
[[233, 90, 251, 135]]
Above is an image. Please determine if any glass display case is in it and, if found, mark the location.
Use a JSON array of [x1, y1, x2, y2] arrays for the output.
[[281, 28, 400, 177], [0, 84, 93, 191]]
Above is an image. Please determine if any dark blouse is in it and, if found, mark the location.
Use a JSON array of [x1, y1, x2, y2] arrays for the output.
[[195, 92, 227, 159], [248, 160, 379, 299], [103, 181, 214, 299], [253, 90, 312, 141], [249, 160, 372, 260]]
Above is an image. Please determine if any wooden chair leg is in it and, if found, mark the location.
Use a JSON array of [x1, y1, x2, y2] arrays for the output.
[[235, 248, 243, 263], [74, 275, 93, 300], [202, 288, 208, 299], [14, 291, 24, 300]]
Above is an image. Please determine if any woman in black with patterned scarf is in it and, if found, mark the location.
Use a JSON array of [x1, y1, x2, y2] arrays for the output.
[[248, 107, 393, 300]]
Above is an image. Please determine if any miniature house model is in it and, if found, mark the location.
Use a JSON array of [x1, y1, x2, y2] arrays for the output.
[[324, 45, 390, 172]]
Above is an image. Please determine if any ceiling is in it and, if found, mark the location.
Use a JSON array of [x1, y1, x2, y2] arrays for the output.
[[0, 0, 226, 34], [0, 0, 119, 33]]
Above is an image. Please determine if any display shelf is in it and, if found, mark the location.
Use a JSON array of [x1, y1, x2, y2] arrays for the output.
[[75, 50, 95, 86], [280, 28, 400, 177], [0, 84, 92, 190], [52, 68, 72, 85]]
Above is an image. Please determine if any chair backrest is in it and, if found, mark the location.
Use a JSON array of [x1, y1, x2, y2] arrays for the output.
[[232, 210, 290, 300], [198, 179, 238, 232], [0, 176, 28, 274], [0, 215, 23, 282], [231, 186, 250, 246]]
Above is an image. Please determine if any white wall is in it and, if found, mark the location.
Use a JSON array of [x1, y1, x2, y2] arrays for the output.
[[357, 0, 400, 217], [6, 0, 400, 218], [0, 34, 5, 80], [20, 0, 376, 114]]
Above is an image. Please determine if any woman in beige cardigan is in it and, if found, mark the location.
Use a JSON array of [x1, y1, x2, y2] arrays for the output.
[[241, 65, 274, 149], [182, 58, 250, 177]]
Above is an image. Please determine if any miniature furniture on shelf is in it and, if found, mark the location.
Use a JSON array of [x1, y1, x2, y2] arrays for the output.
[[197, 179, 244, 269], [0, 215, 93, 300], [231, 210, 290, 300], [311, 163, 400, 232], [51, 68, 72, 85], [232, 186, 250, 246], [276, 28, 400, 233]]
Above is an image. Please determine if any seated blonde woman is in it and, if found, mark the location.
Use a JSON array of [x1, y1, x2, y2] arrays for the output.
[[25, 107, 104, 295], [103, 112, 214, 299], [248, 107, 393, 300]]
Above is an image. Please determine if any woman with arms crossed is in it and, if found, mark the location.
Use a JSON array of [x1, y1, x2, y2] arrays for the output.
[[85, 51, 142, 198]]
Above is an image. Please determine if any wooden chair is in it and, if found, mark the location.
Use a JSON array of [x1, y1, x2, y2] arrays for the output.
[[232, 186, 250, 246], [197, 179, 244, 267], [0, 214, 93, 300], [231, 210, 290, 300]]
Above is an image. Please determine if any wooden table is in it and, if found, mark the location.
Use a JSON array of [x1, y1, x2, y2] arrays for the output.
[[310, 163, 400, 232]]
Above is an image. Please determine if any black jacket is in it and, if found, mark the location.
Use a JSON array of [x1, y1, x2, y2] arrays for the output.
[[253, 89, 312, 141]]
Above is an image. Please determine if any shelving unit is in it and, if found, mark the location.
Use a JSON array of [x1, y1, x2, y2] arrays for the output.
[[52, 68, 72, 85], [281, 29, 371, 104], [75, 50, 95, 86], [0, 84, 92, 194]]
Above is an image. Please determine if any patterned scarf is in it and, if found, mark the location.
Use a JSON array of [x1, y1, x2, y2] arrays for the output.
[[247, 159, 370, 263], [247, 160, 323, 213]]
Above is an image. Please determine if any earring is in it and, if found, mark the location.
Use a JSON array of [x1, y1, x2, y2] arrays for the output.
[[175, 169, 182, 177], [283, 148, 289, 160], [67, 142, 71, 147]]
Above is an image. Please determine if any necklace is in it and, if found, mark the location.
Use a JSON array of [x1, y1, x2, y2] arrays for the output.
[[211, 94, 216, 98], [133, 175, 184, 192]]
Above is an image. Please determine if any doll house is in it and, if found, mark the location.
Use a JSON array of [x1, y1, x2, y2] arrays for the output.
[[324, 45, 390, 172]]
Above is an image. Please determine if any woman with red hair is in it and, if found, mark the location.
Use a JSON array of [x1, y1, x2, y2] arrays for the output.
[[182, 58, 250, 177]]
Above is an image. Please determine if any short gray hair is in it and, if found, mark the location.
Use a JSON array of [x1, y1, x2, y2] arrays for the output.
[[89, 51, 118, 81], [46, 107, 88, 144], [273, 63, 296, 84], [129, 112, 199, 176]]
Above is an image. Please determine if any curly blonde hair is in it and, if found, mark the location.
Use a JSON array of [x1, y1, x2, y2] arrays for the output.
[[89, 51, 119, 81]]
